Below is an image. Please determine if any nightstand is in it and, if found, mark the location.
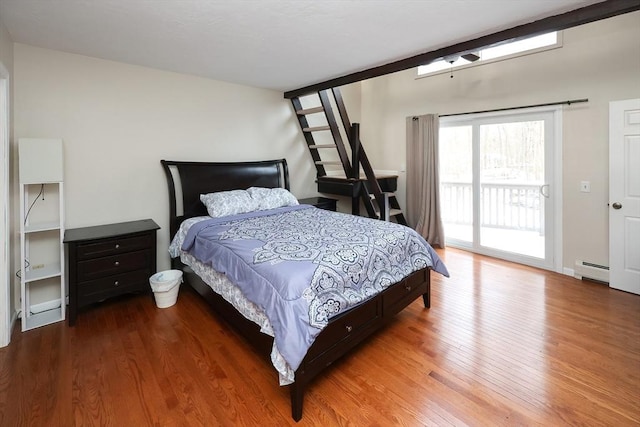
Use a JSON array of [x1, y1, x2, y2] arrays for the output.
[[299, 197, 338, 212], [64, 219, 160, 326]]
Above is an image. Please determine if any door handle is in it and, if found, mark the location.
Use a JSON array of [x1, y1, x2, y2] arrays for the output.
[[612, 202, 622, 209], [539, 184, 550, 198]]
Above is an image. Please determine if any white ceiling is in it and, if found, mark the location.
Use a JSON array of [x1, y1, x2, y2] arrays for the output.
[[0, 0, 605, 92]]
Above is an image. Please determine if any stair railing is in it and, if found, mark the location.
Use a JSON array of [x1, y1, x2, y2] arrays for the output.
[[349, 123, 388, 220]]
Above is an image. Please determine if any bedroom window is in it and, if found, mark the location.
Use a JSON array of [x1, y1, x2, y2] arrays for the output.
[[417, 31, 561, 77]]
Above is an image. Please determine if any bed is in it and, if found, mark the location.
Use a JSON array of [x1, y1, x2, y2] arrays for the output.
[[160, 158, 448, 421]]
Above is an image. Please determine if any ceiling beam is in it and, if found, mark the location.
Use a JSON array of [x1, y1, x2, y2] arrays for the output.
[[284, 0, 640, 99]]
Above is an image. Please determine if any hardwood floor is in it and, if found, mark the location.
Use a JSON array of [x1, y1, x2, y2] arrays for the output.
[[1, 248, 638, 426]]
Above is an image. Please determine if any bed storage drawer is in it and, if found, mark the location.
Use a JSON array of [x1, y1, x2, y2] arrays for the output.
[[65, 219, 159, 326], [304, 297, 381, 367], [382, 269, 428, 316]]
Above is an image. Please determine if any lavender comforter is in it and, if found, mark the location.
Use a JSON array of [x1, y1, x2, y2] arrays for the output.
[[181, 205, 448, 372]]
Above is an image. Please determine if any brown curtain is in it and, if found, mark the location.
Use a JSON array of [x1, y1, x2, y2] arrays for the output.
[[406, 114, 445, 248]]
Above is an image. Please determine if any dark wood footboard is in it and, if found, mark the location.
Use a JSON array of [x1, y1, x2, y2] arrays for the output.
[[290, 268, 430, 421]]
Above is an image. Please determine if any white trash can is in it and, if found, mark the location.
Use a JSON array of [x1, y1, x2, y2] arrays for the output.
[[149, 270, 183, 308]]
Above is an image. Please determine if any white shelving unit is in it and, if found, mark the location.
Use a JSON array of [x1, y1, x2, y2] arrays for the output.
[[19, 138, 65, 331]]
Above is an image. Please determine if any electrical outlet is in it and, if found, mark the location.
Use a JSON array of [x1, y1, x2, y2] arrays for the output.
[[580, 181, 591, 193], [31, 264, 45, 270]]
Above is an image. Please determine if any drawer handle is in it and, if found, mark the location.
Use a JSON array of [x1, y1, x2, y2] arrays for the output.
[[345, 325, 353, 333], [114, 261, 120, 266], [115, 243, 120, 249], [405, 285, 412, 292], [114, 281, 119, 287]]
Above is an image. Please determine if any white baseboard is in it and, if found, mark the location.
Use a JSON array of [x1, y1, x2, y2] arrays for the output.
[[1, 309, 18, 347]]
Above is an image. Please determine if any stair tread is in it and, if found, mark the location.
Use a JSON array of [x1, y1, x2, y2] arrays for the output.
[[375, 208, 403, 215], [297, 106, 324, 115], [303, 125, 330, 132], [317, 175, 359, 181], [370, 193, 397, 198], [309, 144, 337, 149], [315, 161, 342, 165]]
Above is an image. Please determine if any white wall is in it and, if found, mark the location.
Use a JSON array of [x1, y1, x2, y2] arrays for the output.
[[12, 44, 317, 306], [357, 11, 640, 273]]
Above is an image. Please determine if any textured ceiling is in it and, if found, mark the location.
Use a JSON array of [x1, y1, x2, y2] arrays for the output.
[[0, 0, 605, 92]]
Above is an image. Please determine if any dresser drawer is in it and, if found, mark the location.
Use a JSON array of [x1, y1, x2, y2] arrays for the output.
[[77, 249, 151, 281], [382, 269, 427, 316], [78, 269, 150, 306], [77, 234, 152, 260]]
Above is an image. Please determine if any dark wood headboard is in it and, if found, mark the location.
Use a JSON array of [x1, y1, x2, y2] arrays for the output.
[[160, 159, 290, 239]]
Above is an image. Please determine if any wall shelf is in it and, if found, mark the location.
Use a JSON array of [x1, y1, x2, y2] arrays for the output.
[[23, 262, 62, 283], [24, 222, 62, 233]]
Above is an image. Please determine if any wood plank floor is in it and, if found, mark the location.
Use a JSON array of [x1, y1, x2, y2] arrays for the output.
[[1, 248, 639, 426]]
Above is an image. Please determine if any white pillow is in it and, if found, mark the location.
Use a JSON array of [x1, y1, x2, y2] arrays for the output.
[[200, 190, 258, 218], [247, 187, 299, 210]]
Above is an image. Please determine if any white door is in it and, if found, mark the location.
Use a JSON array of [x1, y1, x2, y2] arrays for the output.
[[0, 64, 10, 347], [609, 99, 640, 295]]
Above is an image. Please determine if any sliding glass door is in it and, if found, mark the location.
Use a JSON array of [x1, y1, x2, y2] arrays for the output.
[[439, 108, 560, 270]]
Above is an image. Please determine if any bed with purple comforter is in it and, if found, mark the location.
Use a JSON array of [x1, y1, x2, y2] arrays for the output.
[[177, 204, 447, 376]]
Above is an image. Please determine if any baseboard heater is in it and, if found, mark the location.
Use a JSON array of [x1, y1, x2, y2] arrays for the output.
[[574, 260, 609, 283]]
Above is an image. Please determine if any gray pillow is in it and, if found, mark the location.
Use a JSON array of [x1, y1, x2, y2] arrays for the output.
[[200, 190, 258, 218], [247, 187, 299, 210]]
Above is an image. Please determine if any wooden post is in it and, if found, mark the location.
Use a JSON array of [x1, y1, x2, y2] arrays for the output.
[[351, 124, 360, 215], [351, 123, 360, 178]]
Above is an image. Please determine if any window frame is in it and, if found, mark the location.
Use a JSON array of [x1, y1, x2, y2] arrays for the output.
[[417, 31, 563, 78]]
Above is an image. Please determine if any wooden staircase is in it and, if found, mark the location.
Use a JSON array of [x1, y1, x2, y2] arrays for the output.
[[291, 88, 406, 224]]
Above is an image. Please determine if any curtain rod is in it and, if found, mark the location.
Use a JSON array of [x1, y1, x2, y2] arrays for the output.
[[436, 98, 588, 118]]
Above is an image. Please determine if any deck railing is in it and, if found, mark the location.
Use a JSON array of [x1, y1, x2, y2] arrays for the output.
[[440, 181, 543, 233]]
